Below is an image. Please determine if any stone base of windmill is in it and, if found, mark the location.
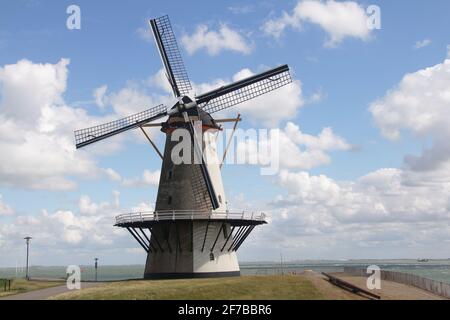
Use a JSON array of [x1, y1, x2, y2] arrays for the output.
[[114, 211, 266, 280]]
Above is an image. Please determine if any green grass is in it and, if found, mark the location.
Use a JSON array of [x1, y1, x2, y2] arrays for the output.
[[0, 279, 64, 297], [53, 275, 324, 300]]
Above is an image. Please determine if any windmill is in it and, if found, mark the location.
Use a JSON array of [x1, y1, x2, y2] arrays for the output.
[[74, 15, 292, 279]]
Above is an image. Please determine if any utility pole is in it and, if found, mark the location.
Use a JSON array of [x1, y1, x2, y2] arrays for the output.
[[280, 252, 284, 276], [94, 258, 98, 282], [24, 237, 32, 280]]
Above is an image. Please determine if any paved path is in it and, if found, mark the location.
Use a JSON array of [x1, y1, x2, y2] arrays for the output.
[[302, 271, 446, 300], [337, 275, 446, 300], [0, 282, 100, 300]]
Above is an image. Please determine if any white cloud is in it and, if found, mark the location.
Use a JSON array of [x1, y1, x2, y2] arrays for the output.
[[107, 85, 157, 117], [131, 201, 154, 213], [0, 59, 170, 191], [0, 192, 128, 258], [0, 59, 108, 190], [182, 24, 253, 56], [370, 48, 450, 171], [102, 168, 122, 182], [93, 85, 108, 109], [147, 68, 174, 95], [136, 25, 153, 42], [228, 5, 254, 15], [414, 39, 432, 49], [78, 193, 120, 216], [241, 165, 450, 260], [274, 166, 450, 224], [307, 89, 326, 104], [263, 0, 372, 47], [122, 169, 160, 187], [234, 121, 351, 170], [0, 195, 14, 216], [0, 192, 158, 266]]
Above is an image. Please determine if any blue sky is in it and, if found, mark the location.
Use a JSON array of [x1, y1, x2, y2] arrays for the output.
[[1, 0, 450, 267]]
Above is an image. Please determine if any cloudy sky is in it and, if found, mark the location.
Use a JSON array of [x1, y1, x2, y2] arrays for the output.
[[1, 0, 450, 267]]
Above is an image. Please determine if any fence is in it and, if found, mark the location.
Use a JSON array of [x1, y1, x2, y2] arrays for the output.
[[343, 267, 450, 299], [0, 279, 12, 292]]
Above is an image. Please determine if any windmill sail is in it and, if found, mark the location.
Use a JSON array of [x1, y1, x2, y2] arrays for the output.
[[74, 104, 167, 149], [150, 15, 192, 98], [196, 65, 292, 114]]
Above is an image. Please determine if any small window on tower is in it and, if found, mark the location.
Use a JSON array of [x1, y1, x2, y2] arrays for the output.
[[168, 170, 173, 180], [168, 196, 172, 205], [210, 252, 215, 261], [218, 195, 222, 204]]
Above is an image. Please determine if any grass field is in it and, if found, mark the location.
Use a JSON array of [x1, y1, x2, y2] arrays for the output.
[[53, 275, 324, 300], [0, 279, 64, 298]]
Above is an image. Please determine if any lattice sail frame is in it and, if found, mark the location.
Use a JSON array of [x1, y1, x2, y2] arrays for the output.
[[74, 104, 167, 148], [196, 66, 292, 115], [151, 15, 192, 97]]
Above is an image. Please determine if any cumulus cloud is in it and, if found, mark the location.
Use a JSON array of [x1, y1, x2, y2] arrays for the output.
[[262, 0, 372, 47], [131, 201, 154, 213], [78, 192, 120, 216], [276, 166, 450, 224], [136, 25, 153, 42], [414, 39, 432, 50], [0, 59, 107, 190], [93, 85, 108, 109], [0, 195, 14, 216], [122, 169, 161, 188], [235, 165, 450, 260], [228, 5, 254, 15], [370, 47, 450, 172], [0, 59, 171, 191], [148, 68, 174, 95], [233, 122, 352, 171], [0, 192, 146, 266], [182, 24, 253, 56], [102, 168, 122, 182]]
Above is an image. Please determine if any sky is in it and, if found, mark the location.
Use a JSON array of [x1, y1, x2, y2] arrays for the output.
[[0, 0, 450, 267]]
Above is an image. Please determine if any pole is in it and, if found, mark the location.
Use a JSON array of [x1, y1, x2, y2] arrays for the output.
[[94, 258, 98, 282], [280, 252, 284, 276], [24, 237, 32, 280]]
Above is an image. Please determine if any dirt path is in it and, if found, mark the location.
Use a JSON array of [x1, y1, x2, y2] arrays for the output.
[[0, 282, 101, 300]]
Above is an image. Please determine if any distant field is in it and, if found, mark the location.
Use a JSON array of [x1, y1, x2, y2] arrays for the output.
[[53, 275, 324, 300], [0, 279, 64, 298]]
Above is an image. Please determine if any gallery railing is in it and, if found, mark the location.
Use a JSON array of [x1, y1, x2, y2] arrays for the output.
[[115, 210, 266, 225]]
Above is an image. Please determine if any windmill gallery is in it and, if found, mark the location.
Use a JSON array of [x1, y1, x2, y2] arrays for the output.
[[74, 15, 292, 279]]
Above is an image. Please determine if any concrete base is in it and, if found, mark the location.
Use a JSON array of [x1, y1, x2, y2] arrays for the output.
[[144, 221, 240, 278], [144, 271, 240, 280]]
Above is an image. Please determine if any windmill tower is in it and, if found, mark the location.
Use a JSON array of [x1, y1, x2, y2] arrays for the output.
[[74, 15, 292, 279]]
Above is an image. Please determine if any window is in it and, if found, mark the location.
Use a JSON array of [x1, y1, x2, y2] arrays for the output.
[[168, 170, 173, 180], [168, 196, 172, 205], [218, 195, 222, 204], [209, 252, 215, 261]]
